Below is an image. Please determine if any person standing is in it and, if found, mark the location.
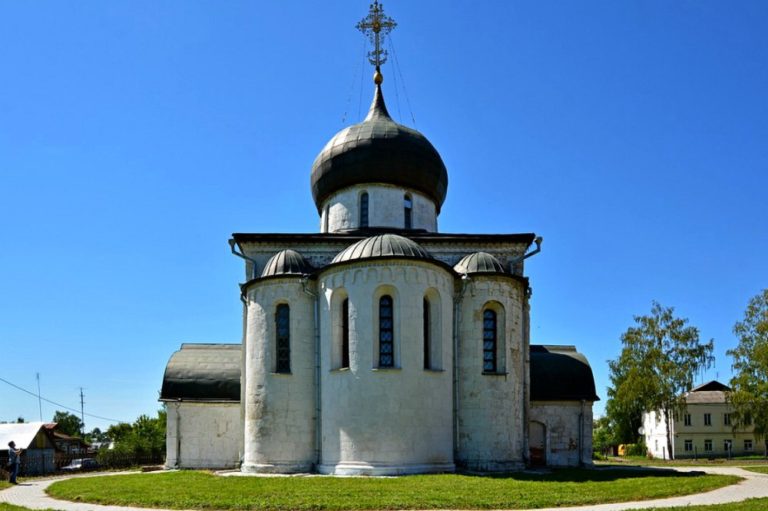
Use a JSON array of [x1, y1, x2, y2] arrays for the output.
[[7, 441, 21, 484]]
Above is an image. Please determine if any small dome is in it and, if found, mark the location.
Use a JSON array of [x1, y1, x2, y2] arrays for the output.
[[311, 85, 448, 213], [261, 249, 313, 277], [332, 234, 432, 264], [453, 252, 506, 274]]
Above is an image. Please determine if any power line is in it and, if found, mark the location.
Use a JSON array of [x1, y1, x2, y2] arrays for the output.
[[0, 376, 124, 423]]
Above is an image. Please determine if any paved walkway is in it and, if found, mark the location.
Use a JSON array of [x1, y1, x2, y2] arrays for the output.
[[1, 466, 767, 511]]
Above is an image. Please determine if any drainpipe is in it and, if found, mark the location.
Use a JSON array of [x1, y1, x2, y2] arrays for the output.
[[578, 399, 585, 467], [509, 236, 543, 274], [174, 400, 181, 469], [229, 239, 259, 279], [522, 286, 531, 466], [452, 273, 471, 463], [302, 276, 321, 470]]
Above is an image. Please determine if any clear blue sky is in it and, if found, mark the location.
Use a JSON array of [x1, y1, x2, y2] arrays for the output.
[[1, 1, 766, 429]]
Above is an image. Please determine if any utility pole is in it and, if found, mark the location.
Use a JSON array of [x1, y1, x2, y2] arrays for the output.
[[36, 373, 43, 422], [79, 387, 85, 436]]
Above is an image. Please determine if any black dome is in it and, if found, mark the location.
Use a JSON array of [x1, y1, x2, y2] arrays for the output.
[[261, 249, 313, 277], [311, 85, 448, 213]]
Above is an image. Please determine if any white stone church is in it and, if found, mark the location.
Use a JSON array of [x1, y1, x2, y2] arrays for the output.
[[160, 3, 598, 475]]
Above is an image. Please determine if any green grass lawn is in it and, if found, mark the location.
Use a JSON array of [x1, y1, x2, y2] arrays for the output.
[[46, 469, 741, 510], [600, 456, 768, 467], [627, 498, 768, 511], [742, 465, 768, 474]]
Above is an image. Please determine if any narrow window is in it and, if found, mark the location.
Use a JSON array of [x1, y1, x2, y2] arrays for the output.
[[379, 295, 394, 367], [684, 440, 693, 452], [704, 439, 712, 451], [423, 298, 430, 369], [704, 413, 712, 426], [745, 439, 753, 451], [360, 192, 369, 228], [404, 194, 412, 229], [275, 304, 290, 373], [684, 414, 691, 426], [482, 309, 497, 372], [724, 439, 732, 453], [724, 413, 731, 426], [341, 298, 350, 369]]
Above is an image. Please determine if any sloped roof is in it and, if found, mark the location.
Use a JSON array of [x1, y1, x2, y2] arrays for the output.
[[530, 345, 599, 401], [160, 344, 241, 402], [0, 422, 48, 450], [684, 380, 731, 404]]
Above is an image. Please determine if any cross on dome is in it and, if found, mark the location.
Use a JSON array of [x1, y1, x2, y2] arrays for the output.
[[356, 1, 397, 83]]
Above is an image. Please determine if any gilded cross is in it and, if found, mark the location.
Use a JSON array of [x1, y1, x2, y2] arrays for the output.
[[356, 1, 397, 69]]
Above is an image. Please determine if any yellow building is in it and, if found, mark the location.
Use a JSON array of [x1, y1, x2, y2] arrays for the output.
[[643, 381, 765, 459]]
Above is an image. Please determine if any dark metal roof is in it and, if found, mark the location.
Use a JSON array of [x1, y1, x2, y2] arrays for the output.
[[310, 84, 448, 213], [454, 252, 506, 274], [530, 345, 599, 402], [690, 380, 731, 392], [160, 344, 241, 402], [261, 249, 313, 277], [331, 233, 432, 264], [232, 232, 536, 245]]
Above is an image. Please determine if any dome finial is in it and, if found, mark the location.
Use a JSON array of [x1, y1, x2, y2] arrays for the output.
[[357, 1, 397, 84]]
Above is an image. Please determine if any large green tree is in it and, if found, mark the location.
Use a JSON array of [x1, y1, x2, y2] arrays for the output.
[[727, 289, 768, 451], [606, 302, 714, 459], [52, 410, 84, 437]]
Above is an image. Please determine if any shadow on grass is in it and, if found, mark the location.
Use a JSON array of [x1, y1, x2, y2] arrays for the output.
[[460, 466, 706, 483]]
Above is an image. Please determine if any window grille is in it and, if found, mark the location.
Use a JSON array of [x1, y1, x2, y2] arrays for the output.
[[423, 298, 430, 369], [704, 439, 712, 451], [379, 295, 394, 367], [483, 309, 497, 372], [404, 195, 412, 229], [360, 193, 369, 228], [341, 298, 350, 368], [275, 304, 291, 373]]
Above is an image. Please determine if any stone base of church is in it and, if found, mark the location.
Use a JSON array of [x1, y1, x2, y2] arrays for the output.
[[456, 459, 526, 472], [317, 461, 456, 476], [241, 461, 314, 474]]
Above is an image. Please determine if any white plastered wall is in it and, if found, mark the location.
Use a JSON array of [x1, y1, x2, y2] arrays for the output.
[[529, 401, 593, 467], [456, 276, 527, 471], [242, 278, 316, 473], [319, 185, 438, 233], [165, 402, 242, 469], [317, 260, 455, 475]]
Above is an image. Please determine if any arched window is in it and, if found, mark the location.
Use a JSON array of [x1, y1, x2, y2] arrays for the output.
[[275, 304, 291, 373], [482, 309, 497, 372], [423, 297, 431, 369], [379, 295, 394, 367], [404, 194, 413, 229], [341, 298, 350, 369], [360, 192, 369, 228]]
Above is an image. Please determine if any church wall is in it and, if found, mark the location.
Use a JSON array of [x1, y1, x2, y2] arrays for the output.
[[165, 402, 242, 469], [456, 276, 527, 471], [317, 260, 455, 475], [242, 278, 316, 473], [320, 184, 437, 233], [529, 401, 593, 467]]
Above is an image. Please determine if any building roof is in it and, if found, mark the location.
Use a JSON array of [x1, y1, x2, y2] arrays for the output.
[[453, 252, 506, 274], [684, 380, 731, 404], [160, 344, 241, 402], [310, 84, 448, 213], [530, 345, 599, 402], [331, 233, 433, 264], [0, 422, 49, 450], [261, 249, 313, 277]]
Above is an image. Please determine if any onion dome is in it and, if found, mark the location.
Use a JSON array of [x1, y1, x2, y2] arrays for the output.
[[332, 233, 431, 264], [261, 249, 313, 277], [453, 252, 506, 274], [310, 84, 448, 213]]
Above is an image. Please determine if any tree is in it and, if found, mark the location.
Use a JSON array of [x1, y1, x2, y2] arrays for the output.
[[728, 289, 768, 450], [52, 411, 84, 437], [99, 409, 166, 466], [606, 302, 714, 459]]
